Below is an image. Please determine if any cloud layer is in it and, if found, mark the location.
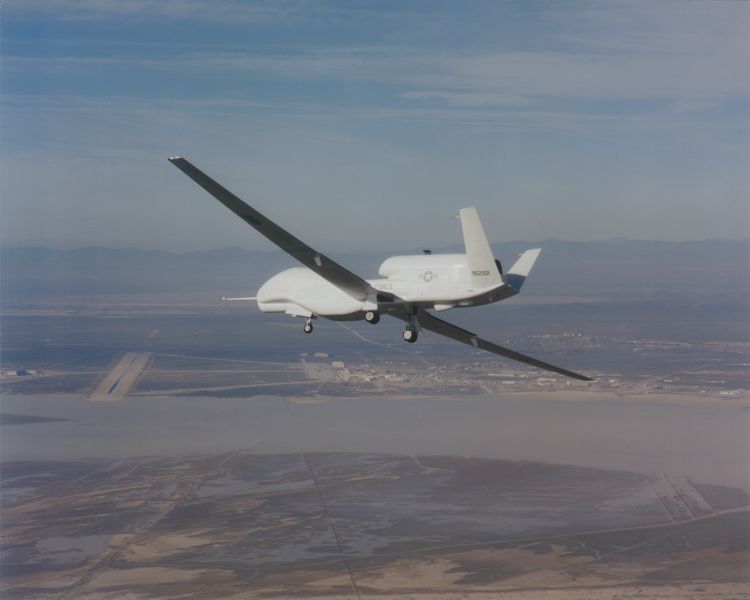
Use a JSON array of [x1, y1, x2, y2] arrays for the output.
[[2, 1, 748, 250]]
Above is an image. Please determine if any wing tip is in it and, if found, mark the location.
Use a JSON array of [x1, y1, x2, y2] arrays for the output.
[[168, 155, 183, 162], [565, 370, 594, 382]]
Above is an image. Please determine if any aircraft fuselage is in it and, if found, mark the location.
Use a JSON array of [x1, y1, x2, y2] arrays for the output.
[[256, 254, 518, 319]]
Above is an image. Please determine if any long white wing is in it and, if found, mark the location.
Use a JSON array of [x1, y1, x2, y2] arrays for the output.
[[169, 157, 377, 302], [414, 309, 593, 381]]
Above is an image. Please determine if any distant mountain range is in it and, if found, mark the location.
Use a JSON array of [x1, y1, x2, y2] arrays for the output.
[[2, 240, 748, 307]]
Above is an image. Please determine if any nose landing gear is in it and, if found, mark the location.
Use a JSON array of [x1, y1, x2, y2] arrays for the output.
[[365, 311, 380, 324], [303, 318, 314, 334]]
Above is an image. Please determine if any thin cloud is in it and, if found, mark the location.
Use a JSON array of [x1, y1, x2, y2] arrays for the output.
[[8, 46, 747, 110], [399, 91, 532, 108], [6, 2, 747, 114], [5, 0, 304, 24]]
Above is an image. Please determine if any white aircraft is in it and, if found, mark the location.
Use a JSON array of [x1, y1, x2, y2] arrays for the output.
[[169, 157, 592, 381]]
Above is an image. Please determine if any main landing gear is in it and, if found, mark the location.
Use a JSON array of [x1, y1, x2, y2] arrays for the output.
[[303, 318, 314, 334], [365, 311, 380, 324], [402, 305, 419, 343], [402, 327, 418, 343]]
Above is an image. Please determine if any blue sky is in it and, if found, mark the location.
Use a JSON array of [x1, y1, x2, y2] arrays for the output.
[[1, 1, 748, 251]]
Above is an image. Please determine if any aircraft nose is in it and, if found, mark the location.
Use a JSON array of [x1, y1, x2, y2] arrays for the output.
[[256, 280, 271, 303]]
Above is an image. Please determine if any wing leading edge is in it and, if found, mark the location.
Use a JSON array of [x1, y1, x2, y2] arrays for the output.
[[414, 309, 593, 381], [168, 157, 376, 301]]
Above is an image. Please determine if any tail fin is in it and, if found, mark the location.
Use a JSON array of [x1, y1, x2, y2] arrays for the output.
[[460, 207, 503, 289], [505, 248, 541, 291]]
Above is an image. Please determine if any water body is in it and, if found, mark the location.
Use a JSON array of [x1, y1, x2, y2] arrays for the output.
[[1, 393, 748, 489]]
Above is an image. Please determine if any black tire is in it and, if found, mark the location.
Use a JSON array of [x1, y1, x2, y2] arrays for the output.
[[365, 311, 380, 324], [303, 323, 313, 334], [402, 328, 418, 343]]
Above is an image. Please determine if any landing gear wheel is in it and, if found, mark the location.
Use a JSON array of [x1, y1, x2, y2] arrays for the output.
[[303, 319, 313, 334], [365, 311, 380, 324], [402, 328, 418, 343]]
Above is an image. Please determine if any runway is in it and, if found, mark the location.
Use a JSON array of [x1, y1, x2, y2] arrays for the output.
[[88, 352, 151, 401]]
